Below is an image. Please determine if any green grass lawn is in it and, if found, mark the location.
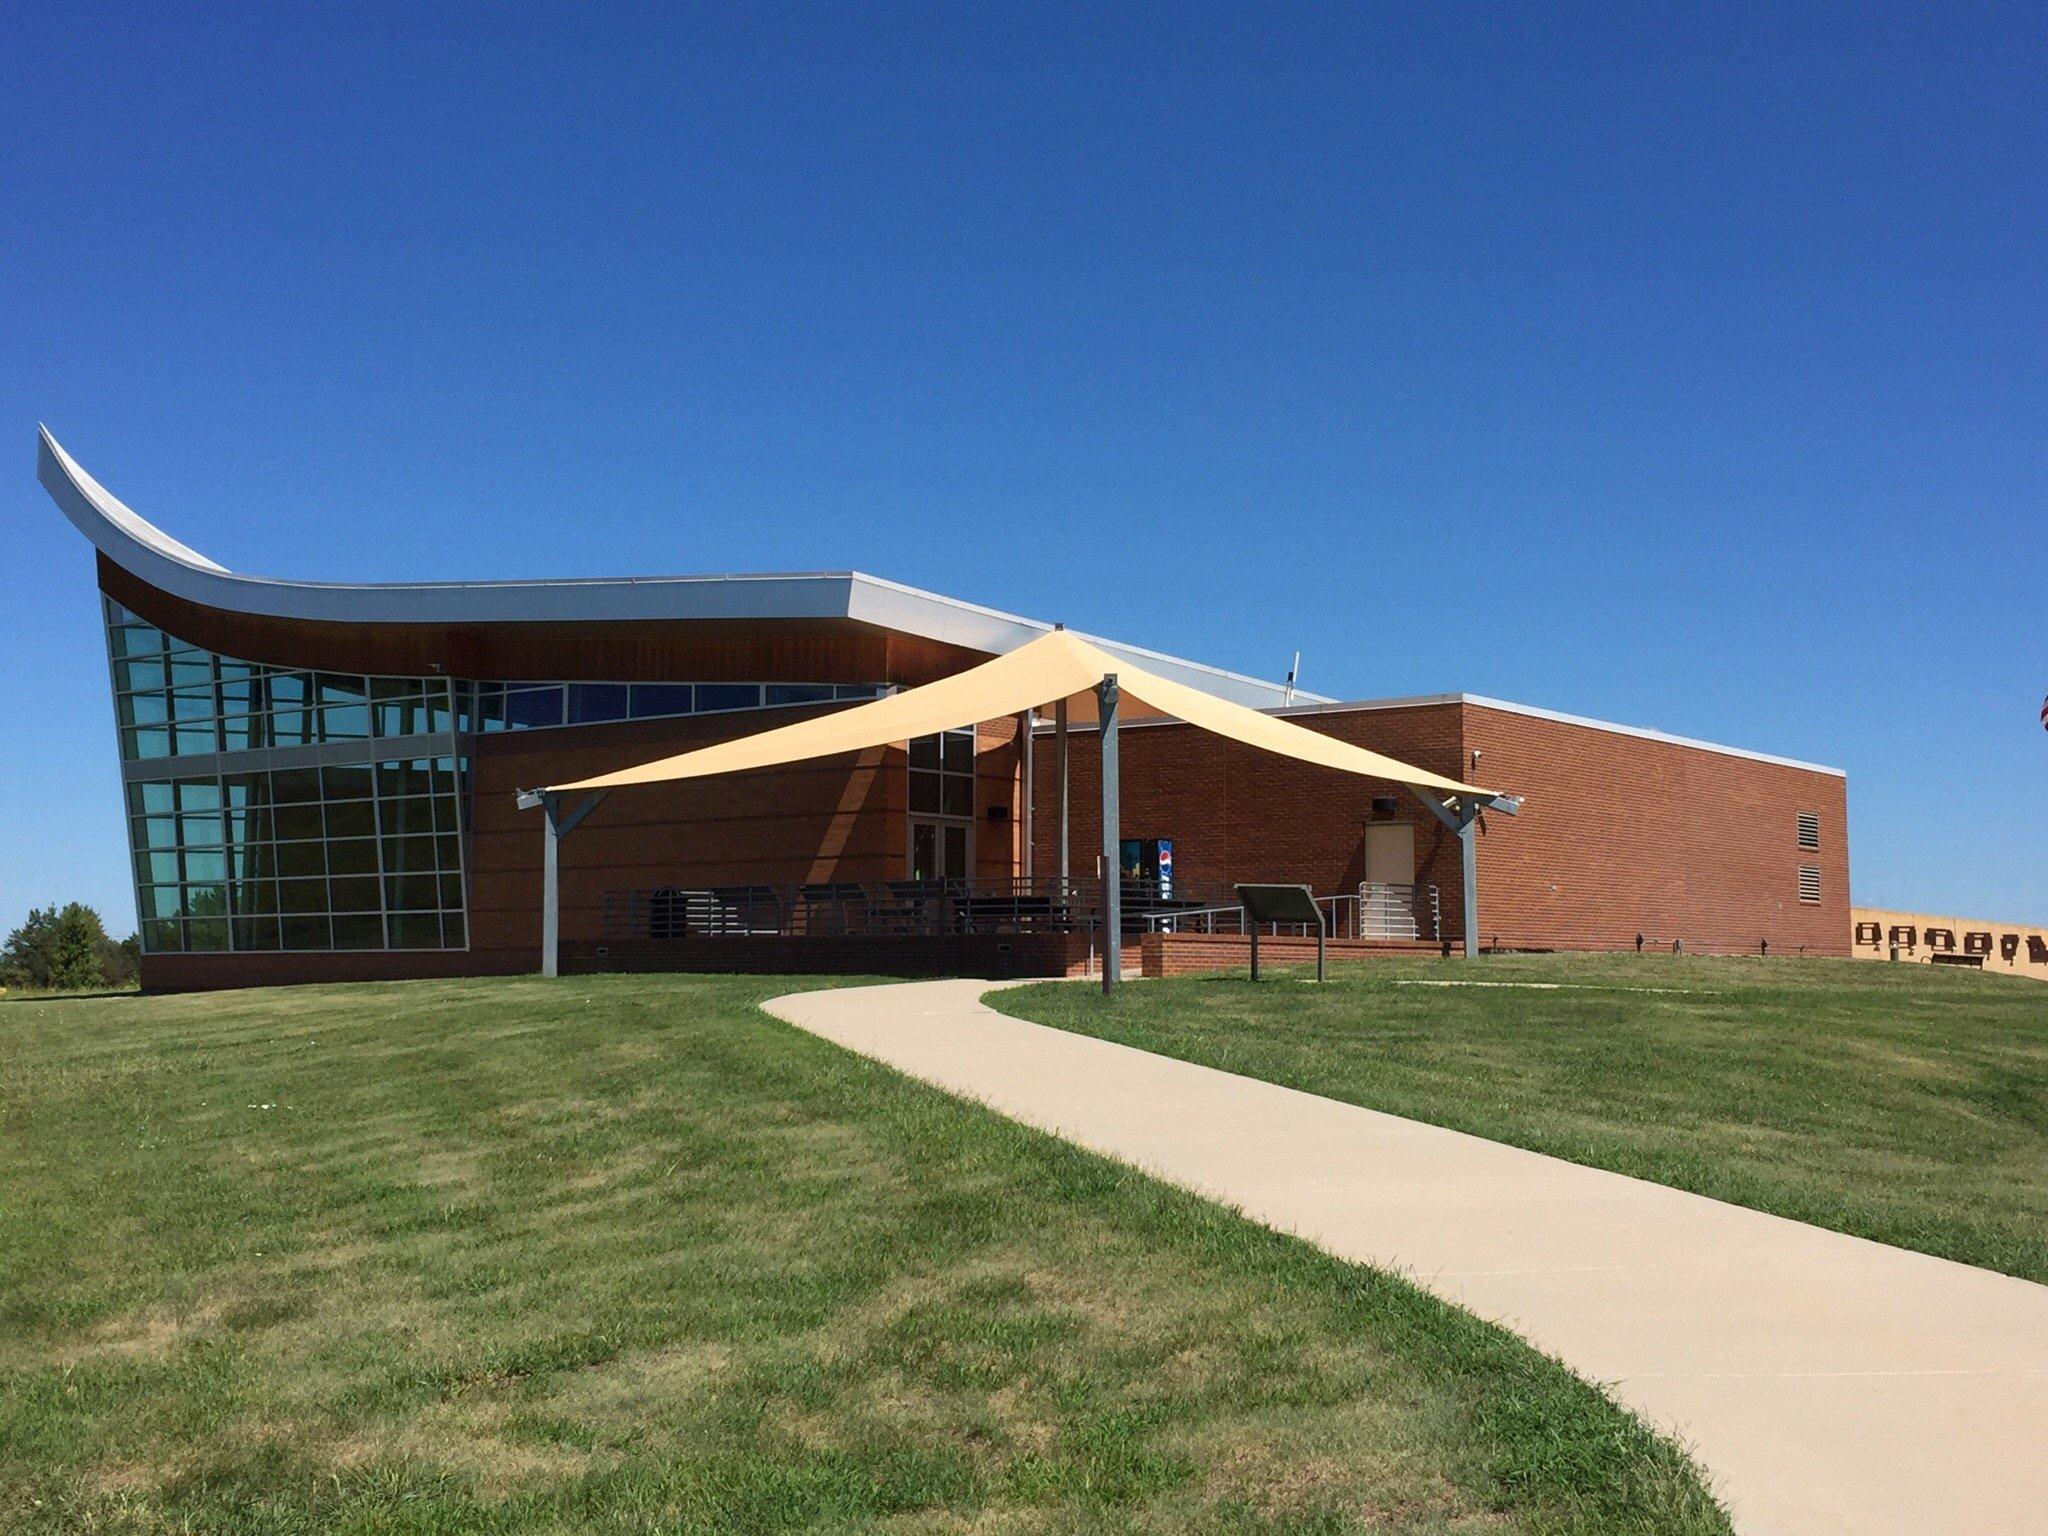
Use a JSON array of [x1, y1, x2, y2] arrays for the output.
[[0, 975, 1726, 1535], [996, 954, 2048, 1282]]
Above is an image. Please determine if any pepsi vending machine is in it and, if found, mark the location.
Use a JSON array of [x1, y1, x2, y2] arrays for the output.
[[1119, 838, 1176, 898]]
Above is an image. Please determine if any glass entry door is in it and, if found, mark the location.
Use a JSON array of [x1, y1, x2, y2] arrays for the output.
[[909, 818, 971, 881], [907, 728, 976, 882]]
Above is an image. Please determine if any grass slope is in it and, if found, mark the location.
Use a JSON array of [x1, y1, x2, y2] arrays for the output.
[[0, 975, 1726, 1535], [997, 955, 2048, 1282]]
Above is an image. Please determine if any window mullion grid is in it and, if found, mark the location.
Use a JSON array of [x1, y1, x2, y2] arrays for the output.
[[109, 611, 887, 953], [219, 767, 237, 951], [101, 598, 151, 951], [371, 755, 392, 952], [443, 678, 470, 951]]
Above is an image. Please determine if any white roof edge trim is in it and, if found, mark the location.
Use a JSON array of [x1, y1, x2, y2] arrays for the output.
[[1265, 690, 1844, 777], [1047, 688, 1845, 778], [40, 425, 229, 574], [39, 427, 1311, 708], [1454, 693, 1847, 778], [843, 573, 1332, 708]]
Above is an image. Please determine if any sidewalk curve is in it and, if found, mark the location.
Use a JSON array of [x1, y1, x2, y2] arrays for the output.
[[764, 978, 2048, 1536]]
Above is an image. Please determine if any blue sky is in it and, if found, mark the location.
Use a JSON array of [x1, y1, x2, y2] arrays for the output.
[[3, 3, 2043, 937]]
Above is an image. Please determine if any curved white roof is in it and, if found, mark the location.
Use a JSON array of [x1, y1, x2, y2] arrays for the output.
[[39, 427, 1324, 708]]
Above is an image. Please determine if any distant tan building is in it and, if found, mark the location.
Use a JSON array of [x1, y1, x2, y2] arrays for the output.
[[1852, 907, 2048, 982]]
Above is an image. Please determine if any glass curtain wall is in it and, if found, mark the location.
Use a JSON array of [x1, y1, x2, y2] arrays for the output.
[[103, 597, 889, 955], [106, 598, 470, 955]]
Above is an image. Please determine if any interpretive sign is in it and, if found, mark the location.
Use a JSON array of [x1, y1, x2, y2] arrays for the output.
[[1234, 883, 1327, 982]]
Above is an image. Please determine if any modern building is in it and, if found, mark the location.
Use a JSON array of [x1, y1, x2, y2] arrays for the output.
[[40, 428, 1851, 992]]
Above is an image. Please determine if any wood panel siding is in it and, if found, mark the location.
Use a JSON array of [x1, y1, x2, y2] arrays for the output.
[[100, 557, 993, 685]]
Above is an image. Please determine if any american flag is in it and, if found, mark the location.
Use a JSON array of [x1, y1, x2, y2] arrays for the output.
[[2042, 695, 2048, 731]]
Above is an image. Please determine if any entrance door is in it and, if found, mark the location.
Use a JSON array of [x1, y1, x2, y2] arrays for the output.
[[1365, 823, 1414, 886], [907, 728, 976, 882], [909, 818, 972, 881]]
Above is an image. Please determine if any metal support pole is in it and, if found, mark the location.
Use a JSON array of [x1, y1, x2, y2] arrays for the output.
[[1416, 789, 1516, 961], [1018, 710, 1034, 881], [1055, 696, 1069, 884], [530, 789, 609, 979], [1097, 674, 1120, 994], [1249, 920, 1260, 982], [541, 793, 562, 978], [1456, 806, 1481, 959]]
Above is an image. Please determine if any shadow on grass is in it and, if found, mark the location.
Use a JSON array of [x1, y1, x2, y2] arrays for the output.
[[0, 987, 141, 1005]]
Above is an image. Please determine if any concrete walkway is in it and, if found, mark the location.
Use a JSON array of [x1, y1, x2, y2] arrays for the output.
[[765, 978, 2048, 1536]]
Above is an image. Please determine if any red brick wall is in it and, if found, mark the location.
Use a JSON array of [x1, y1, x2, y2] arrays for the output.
[[1461, 704, 1850, 955], [466, 708, 1032, 974], [467, 704, 906, 974], [138, 947, 527, 993], [975, 713, 1025, 885], [1028, 700, 1850, 957], [1029, 702, 1470, 914], [561, 932, 1091, 979]]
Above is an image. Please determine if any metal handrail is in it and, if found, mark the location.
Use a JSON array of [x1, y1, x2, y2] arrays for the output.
[[1358, 882, 1439, 940], [602, 877, 1448, 945], [1144, 883, 1439, 941], [1145, 893, 1338, 938]]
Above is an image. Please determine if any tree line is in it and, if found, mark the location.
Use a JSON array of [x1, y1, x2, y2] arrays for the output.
[[0, 905, 140, 992]]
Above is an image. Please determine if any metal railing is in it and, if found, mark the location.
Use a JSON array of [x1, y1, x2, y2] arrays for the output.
[[1114, 878, 1217, 927], [602, 877, 1099, 941], [1359, 882, 1438, 940], [1144, 883, 1438, 942], [1145, 892, 1345, 938], [600, 876, 1441, 945]]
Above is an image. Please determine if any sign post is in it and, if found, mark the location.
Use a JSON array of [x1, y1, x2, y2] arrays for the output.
[[1234, 884, 1326, 983]]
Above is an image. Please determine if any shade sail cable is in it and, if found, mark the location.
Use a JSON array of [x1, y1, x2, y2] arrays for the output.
[[536, 629, 1496, 800]]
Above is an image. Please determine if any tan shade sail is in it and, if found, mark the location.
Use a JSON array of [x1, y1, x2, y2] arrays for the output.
[[540, 629, 1496, 799]]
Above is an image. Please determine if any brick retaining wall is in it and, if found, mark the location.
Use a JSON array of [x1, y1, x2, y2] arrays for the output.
[[1140, 931, 1441, 978], [562, 932, 1095, 980]]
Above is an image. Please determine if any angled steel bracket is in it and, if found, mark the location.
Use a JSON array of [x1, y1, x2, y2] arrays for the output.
[[1413, 789, 1520, 959], [519, 787, 611, 978]]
